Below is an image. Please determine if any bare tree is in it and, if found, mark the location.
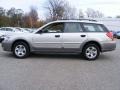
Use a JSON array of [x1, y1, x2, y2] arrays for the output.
[[7, 8, 16, 17], [7, 7, 24, 26], [45, 0, 65, 21], [79, 9, 84, 19], [22, 13, 31, 27], [63, 3, 77, 19], [0, 7, 6, 16], [86, 8, 104, 18], [29, 6, 39, 28], [45, 0, 77, 21], [95, 10, 104, 18]]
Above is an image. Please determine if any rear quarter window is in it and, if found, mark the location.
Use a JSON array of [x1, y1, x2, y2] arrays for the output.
[[82, 23, 108, 32]]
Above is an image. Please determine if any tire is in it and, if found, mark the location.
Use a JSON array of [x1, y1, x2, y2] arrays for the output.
[[82, 44, 100, 61], [12, 41, 30, 59]]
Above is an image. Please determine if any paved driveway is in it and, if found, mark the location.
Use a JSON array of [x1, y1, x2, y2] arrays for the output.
[[0, 40, 120, 90]]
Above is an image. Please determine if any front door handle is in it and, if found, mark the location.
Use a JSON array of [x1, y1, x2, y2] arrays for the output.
[[55, 35, 60, 38], [81, 35, 86, 37]]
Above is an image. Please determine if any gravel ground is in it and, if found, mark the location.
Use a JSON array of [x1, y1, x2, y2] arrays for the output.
[[0, 40, 120, 90]]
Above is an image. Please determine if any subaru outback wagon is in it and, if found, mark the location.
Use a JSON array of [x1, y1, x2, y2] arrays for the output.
[[1, 20, 116, 60]]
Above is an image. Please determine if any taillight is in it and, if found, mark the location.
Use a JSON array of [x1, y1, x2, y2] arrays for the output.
[[106, 32, 114, 40]]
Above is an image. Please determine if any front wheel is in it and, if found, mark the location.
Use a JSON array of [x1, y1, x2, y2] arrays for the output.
[[13, 42, 30, 59], [82, 44, 100, 61]]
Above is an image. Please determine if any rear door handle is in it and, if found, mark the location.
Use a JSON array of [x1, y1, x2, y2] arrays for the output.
[[81, 35, 86, 37], [55, 35, 60, 38]]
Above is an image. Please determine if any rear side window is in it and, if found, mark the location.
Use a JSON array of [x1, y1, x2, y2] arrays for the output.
[[64, 23, 83, 33], [83, 23, 108, 32]]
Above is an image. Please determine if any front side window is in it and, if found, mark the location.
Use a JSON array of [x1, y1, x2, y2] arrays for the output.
[[83, 23, 108, 32], [42, 23, 64, 33], [64, 23, 83, 33]]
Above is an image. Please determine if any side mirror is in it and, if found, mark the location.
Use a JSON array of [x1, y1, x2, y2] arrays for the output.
[[38, 30, 43, 34], [37, 29, 48, 34]]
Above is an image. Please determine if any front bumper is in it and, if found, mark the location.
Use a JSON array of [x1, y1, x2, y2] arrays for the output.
[[0, 38, 4, 43], [1, 40, 12, 51], [101, 41, 116, 52]]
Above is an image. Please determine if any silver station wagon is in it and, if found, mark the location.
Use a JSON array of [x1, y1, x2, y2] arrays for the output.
[[1, 20, 116, 60]]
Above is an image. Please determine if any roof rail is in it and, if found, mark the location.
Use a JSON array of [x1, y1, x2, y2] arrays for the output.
[[79, 19, 97, 22], [60, 19, 97, 22]]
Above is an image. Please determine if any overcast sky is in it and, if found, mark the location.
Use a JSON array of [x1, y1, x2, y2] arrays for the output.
[[0, 0, 120, 18]]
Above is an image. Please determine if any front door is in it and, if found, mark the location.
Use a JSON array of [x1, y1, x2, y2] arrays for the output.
[[32, 22, 64, 51]]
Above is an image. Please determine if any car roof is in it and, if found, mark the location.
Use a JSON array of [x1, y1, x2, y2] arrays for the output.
[[51, 20, 103, 24], [34, 20, 104, 33]]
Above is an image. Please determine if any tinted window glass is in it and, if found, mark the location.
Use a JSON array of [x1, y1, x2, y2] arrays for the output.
[[64, 23, 83, 32], [42, 23, 64, 33], [6, 28, 13, 31], [83, 23, 107, 32], [0, 28, 6, 31], [99, 24, 109, 32]]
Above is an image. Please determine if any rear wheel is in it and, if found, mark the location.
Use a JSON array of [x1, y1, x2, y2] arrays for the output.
[[13, 41, 30, 58], [82, 44, 100, 60]]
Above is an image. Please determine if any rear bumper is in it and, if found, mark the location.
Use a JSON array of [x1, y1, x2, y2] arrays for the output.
[[101, 41, 116, 52]]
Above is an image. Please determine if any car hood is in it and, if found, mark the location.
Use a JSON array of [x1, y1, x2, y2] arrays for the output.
[[11, 32, 35, 37], [1, 32, 31, 36]]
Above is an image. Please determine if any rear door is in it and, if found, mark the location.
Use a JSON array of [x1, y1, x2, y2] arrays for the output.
[[62, 22, 88, 51]]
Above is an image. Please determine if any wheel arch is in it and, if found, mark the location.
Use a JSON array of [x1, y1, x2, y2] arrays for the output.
[[11, 39, 31, 51], [81, 41, 102, 52]]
